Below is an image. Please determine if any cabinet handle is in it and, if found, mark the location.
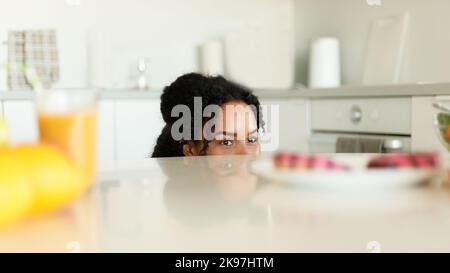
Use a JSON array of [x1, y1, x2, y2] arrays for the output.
[[382, 139, 403, 152]]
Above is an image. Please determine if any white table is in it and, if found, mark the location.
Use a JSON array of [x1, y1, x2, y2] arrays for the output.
[[1, 155, 450, 253]]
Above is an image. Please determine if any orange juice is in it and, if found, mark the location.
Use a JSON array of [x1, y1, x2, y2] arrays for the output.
[[38, 109, 97, 185]]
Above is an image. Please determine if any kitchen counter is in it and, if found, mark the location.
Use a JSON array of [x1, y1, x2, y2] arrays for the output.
[[2, 82, 450, 101], [1, 155, 450, 253], [299, 82, 450, 99], [0, 88, 301, 101], [0, 89, 163, 100]]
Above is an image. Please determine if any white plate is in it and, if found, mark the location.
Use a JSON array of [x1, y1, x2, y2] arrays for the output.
[[251, 155, 441, 191]]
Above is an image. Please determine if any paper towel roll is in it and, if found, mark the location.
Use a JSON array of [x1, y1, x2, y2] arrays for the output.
[[308, 37, 341, 89], [200, 40, 224, 76]]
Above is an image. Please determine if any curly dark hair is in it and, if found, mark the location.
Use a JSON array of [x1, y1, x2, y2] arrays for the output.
[[151, 73, 262, 158]]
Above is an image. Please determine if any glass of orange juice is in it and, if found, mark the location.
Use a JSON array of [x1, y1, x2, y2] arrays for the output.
[[36, 89, 98, 186]]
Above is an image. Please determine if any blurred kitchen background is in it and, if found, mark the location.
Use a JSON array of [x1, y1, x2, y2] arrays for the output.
[[1, 0, 449, 89], [1, 0, 450, 165], [1, 0, 296, 90]]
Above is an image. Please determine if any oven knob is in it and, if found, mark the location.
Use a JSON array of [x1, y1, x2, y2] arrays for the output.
[[350, 105, 362, 124]]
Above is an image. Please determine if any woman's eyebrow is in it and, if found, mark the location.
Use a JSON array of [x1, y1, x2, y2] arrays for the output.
[[215, 129, 258, 136]]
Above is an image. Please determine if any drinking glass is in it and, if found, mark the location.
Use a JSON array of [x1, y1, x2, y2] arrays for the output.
[[36, 89, 98, 185]]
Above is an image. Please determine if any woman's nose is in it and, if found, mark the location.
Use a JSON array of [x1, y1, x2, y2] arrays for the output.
[[235, 142, 256, 155]]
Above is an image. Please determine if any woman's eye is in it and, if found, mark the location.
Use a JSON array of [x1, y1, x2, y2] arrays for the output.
[[247, 137, 258, 143], [221, 140, 234, 146]]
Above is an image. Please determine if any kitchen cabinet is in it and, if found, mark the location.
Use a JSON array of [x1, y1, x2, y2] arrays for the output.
[[97, 101, 116, 164], [115, 100, 164, 160], [260, 98, 309, 153], [3, 100, 38, 145]]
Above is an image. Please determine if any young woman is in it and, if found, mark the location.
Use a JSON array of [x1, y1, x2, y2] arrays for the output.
[[151, 73, 262, 157]]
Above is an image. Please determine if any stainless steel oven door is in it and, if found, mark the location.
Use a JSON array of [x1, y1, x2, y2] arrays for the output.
[[309, 132, 411, 154]]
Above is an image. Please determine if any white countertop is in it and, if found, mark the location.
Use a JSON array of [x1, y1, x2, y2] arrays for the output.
[[300, 82, 450, 99], [0, 88, 299, 101], [1, 82, 450, 101], [0, 89, 163, 100], [1, 155, 450, 253]]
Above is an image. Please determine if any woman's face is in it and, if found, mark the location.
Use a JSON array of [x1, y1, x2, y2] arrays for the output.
[[184, 101, 261, 156]]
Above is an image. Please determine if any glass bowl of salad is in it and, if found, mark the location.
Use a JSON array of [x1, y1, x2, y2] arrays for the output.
[[433, 101, 450, 151]]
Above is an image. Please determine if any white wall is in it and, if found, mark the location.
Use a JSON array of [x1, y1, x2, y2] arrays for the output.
[[0, 0, 294, 90], [294, 0, 450, 86], [0, 0, 93, 89]]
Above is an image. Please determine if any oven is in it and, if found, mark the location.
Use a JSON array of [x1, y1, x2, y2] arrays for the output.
[[309, 97, 412, 153]]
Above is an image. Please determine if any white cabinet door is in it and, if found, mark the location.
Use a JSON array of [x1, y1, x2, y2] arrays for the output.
[[3, 100, 38, 145], [97, 101, 116, 165], [411, 96, 449, 157], [115, 100, 164, 160], [259, 99, 310, 153]]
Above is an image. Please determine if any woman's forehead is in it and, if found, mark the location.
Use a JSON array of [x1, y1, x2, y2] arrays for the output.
[[215, 101, 258, 131]]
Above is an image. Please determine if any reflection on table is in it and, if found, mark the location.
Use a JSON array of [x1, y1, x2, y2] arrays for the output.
[[1, 155, 450, 253]]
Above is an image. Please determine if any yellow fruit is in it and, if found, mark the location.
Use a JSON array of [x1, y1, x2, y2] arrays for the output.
[[11, 145, 88, 216], [0, 149, 34, 229], [0, 117, 8, 147]]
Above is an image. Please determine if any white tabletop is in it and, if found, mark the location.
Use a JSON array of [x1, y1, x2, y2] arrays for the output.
[[1, 155, 450, 253]]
